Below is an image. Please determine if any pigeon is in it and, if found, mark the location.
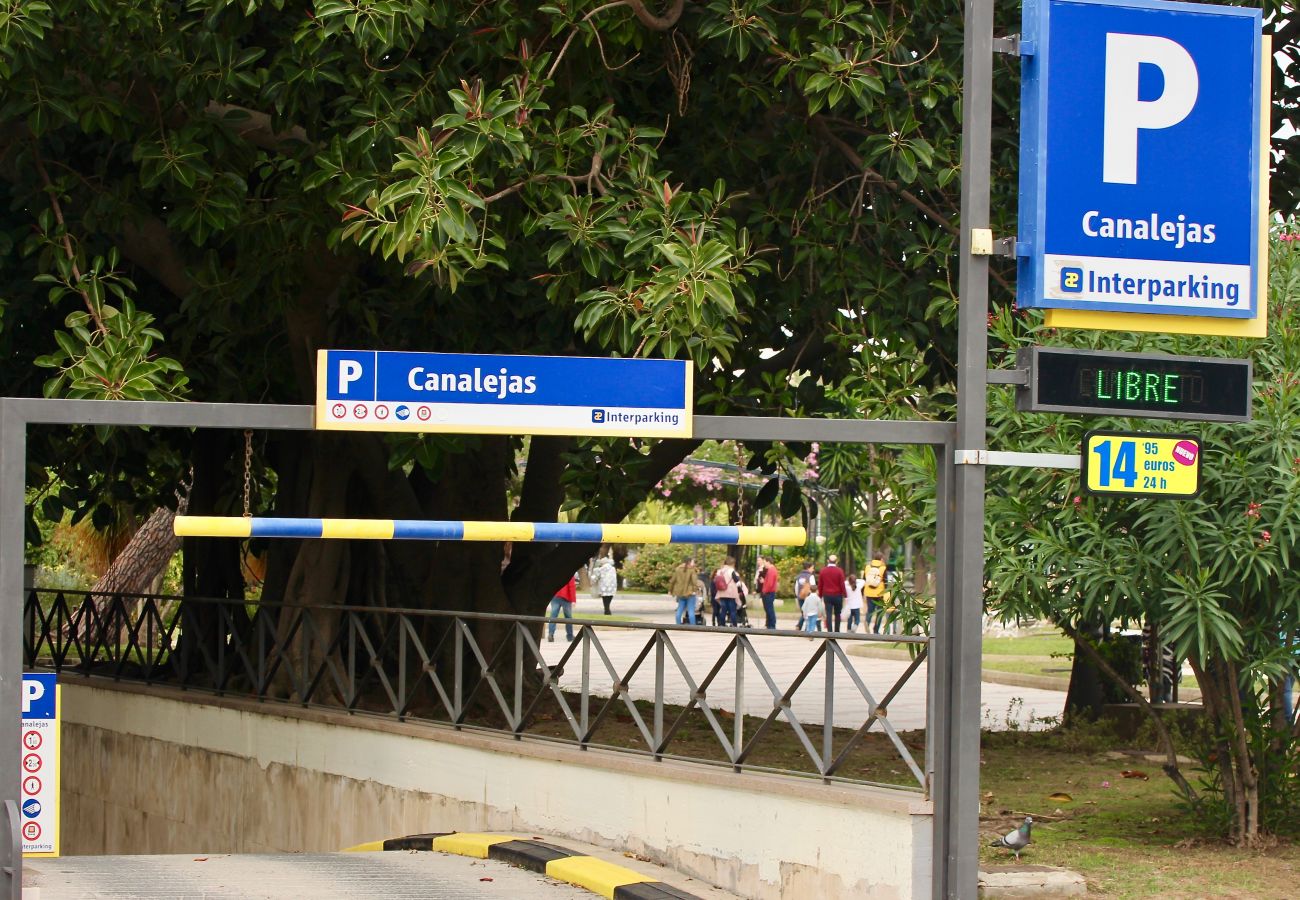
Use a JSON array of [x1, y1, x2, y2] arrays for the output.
[[990, 816, 1033, 861]]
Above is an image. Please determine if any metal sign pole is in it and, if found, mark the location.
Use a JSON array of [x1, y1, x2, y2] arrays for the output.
[[1, 401, 26, 900], [934, 0, 994, 895]]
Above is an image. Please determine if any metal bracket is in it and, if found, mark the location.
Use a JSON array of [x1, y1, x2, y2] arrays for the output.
[[993, 34, 1035, 57], [991, 236, 1023, 258], [955, 449, 1082, 469], [986, 368, 1029, 386]]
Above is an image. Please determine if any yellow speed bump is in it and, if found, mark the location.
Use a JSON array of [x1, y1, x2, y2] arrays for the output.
[[545, 855, 658, 899], [431, 832, 519, 859]]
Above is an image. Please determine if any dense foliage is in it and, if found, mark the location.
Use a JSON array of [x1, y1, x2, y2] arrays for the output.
[[1, 0, 1021, 613], [982, 235, 1300, 843]]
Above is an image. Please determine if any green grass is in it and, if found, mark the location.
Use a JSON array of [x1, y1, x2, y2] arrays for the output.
[[982, 631, 1074, 658], [981, 655, 1075, 678], [980, 727, 1300, 897]]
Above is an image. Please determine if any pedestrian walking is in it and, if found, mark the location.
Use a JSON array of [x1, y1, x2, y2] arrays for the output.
[[818, 554, 847, 632], [591, 552, 618, 615], [668, 556, 700, 625], [757, 556, 780, 630], [793, 560, 816, 631], [863, 553, 888, 634], [714, 556, 741, 626], [845, 573, 864, 632], [548, 575, 577, 642]]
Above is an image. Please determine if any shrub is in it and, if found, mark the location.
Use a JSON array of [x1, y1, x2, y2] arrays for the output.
[[623, 544, 728, 593]]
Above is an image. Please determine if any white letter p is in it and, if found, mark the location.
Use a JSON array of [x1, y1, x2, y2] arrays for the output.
[[22, 680, 44, 714], [1103, 33, 1199, 185], [338, 360, 364, 394]]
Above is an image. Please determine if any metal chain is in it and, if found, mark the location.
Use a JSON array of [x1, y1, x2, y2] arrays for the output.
[[242, 430, 253, 519]]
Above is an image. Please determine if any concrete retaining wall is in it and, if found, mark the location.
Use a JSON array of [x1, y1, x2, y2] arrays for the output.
[[60, 680, 932, 899]]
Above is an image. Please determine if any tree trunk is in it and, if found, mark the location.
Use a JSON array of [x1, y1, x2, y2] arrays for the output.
[[1063, 630, 1107, 724], [91, 505, 182, 596], [178, 429, 246, 684], [72, 503, 185, 645]]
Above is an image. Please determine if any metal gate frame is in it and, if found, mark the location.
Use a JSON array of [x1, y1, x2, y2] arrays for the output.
[[0, 400, 989, 897]]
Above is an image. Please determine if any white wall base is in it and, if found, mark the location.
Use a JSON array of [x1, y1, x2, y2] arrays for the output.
[[60, 680, 932, 899]]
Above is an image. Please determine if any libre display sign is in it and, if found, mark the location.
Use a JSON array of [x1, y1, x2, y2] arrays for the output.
[[20, 673, 59, 858], [1016, 347, 1251, 422], [316, 350, 692, 439], [1018, 0, 1263, 322], [1082, 431, 1201, 498]]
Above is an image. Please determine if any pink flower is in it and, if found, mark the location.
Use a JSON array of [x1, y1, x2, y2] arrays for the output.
[[1101, 781, 1111, 788], [1261, 530, 1271, 543]]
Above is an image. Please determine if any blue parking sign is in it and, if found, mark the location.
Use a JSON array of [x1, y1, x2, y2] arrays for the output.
[[1018, 0, 1263, 319]]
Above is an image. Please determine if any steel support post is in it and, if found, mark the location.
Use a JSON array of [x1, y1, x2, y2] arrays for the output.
[[1, 403, 26, 900], [934, 0, 994, 895]]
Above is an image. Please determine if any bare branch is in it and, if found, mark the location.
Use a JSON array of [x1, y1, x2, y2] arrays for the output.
[[547, 0, 684, 80], [627, 0, 686, 30], [32, 147, 106, 334], [480, 152, 605, 203]]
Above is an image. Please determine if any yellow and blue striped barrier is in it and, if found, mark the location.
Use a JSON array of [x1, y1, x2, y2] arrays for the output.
[[174, 516, 806, 546]]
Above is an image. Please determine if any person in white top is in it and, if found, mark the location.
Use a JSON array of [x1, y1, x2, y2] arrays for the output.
[[844, 574, 864, 632], [801, 587, 824, 633]]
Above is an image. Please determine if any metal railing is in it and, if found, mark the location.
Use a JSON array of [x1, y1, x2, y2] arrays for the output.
[[24, 589, 931, 792]]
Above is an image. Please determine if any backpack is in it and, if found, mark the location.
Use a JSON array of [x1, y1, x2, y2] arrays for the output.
[[713, 571, 730, 592], [865, 565, 884, 589]]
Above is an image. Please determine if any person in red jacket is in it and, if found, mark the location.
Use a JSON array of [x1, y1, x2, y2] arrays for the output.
[[548, 575, 577, 642], [817, 554, 847, 633], [757, 556, 780, 630]]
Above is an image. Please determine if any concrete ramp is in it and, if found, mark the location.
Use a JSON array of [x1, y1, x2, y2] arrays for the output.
[[23, 851, 600, 899]]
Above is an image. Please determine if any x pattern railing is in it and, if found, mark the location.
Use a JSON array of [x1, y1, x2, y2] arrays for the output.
[[24, 589, 930, 791]]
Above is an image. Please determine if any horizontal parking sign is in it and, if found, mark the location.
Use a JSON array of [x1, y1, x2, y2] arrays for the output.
[[1018, 0, 1263, 319], [316, 350, 692, 438]]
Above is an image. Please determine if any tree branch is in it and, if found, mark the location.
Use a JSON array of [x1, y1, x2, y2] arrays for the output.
[[116, 213, 196, 299], [31, 147, 106, 334], [626, 0, 686, 30], [481, 152, 605, 203], [547, 0, 685, 80], [812, 116, 956, 236]]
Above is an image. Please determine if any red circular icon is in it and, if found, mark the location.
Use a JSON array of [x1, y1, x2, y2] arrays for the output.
[[22, 776, 41, 796], [22, 753, 41, 773], [375, 405, 389, 419], [332, 403, 346, 418], [21, 822, 40, 841], [416, 406, 432, 421], [23, 730, 42, 750], [353, 404, 368, 419]]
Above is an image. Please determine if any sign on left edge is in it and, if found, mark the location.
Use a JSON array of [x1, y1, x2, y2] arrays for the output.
[[315, 350, 693, 438], [21, 673, 59, 858]]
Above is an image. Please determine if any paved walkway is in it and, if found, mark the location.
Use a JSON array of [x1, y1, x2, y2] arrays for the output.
[[23, 852, 594, 899], [548, 595, 1065, 733]]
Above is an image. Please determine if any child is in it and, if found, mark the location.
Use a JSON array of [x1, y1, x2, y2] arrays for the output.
[[845, 573, 864, 632], [802, 585, 823, 633]]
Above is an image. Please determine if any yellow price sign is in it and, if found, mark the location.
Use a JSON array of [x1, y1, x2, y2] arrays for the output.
[[1082, 432, 1201, 499]]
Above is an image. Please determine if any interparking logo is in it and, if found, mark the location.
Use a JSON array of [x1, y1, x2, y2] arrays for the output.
[[591, 409, 606, 423], [1060, 266, 1083, 293]]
